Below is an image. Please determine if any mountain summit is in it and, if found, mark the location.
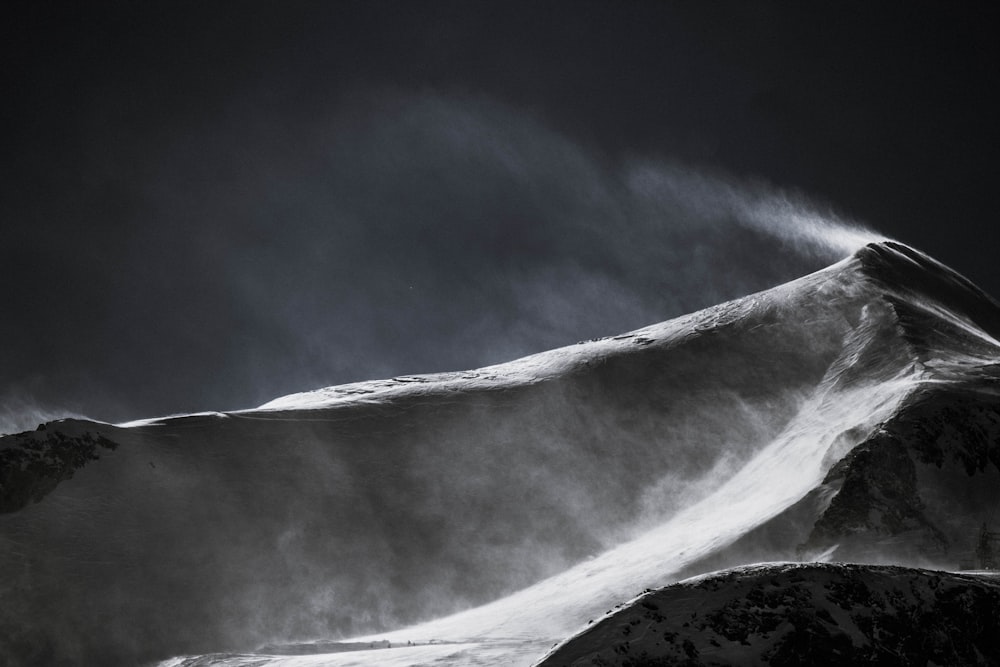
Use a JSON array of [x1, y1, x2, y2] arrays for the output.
[[2, 242, 998, 666]]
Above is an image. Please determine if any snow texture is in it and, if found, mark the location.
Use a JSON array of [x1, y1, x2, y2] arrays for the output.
[[536, 562, 1000, 666], [1, 242, 998, 666]]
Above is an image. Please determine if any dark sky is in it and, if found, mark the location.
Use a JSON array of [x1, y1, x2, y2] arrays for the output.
[[2, 1, 997, 428]]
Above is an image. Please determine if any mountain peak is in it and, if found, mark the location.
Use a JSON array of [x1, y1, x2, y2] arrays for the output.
[[854, 241, 1000, 342]]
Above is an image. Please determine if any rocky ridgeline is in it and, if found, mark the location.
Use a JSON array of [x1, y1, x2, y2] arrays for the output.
[[537, 563, 1000, 667], [0, 424, 118, 513]]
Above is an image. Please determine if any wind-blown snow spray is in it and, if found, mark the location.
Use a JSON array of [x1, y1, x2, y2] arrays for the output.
[[0, 390, 82, 436], [624, 160, 884, 258]]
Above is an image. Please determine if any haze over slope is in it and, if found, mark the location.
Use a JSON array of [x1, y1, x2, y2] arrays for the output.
[[2, 242, 998, 667]]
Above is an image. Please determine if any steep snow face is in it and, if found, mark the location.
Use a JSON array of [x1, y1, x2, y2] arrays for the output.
[[1, 243, 995, 667], [536, 563, 1000, 667]]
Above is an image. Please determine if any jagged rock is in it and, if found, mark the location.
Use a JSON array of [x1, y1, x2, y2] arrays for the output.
[[0, 427, 118, 513]]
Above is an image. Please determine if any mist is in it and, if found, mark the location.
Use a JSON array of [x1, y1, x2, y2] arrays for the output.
[[2, 91, 880, 430]]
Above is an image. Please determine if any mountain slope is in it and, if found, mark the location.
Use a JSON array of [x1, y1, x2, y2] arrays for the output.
[[667, 243, 1000, 581], [536, 563, 1000, 667], [1, 242, 998, 667]]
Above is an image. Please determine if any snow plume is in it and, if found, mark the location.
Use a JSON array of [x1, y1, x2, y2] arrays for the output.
[[1, 89, 885, 427], [0, 389, 80, 435], [624, 161, 883, 257], [204, 91, 885, 409]]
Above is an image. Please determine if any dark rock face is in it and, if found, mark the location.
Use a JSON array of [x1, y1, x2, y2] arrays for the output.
[[538, 563, 1000, 667], [904, 388, 1000, 475], [0, 426, 118, 513], [812, 434, 933, 540], [803, 386, 1000, 566], [805, 428, 950, 560]]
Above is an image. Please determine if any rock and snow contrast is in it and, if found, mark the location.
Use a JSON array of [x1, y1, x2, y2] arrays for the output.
[[536, 563, 1000, 666], [2, 241, 999, 666]]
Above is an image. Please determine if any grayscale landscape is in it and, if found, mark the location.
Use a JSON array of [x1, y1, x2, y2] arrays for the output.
[[3, 241, 999, 666], [3, 4, 997, 666]]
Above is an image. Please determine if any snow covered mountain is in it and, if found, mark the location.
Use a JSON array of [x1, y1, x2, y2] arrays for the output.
[[1, 241, 998, 666], [536, 563, 1000, 666]]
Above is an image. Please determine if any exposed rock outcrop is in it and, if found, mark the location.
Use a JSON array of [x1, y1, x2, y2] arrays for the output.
[[0, 424, 118, 513], [537, 563, 1000, 667]]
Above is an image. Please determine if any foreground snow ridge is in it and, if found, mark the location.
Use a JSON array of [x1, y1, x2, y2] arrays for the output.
[[537, 562, 1000, 667]]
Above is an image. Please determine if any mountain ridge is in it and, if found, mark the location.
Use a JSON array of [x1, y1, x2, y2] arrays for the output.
[[535, 562, 1000, 667], [2, 241, 998, 667], [246, 241, 997, 418]]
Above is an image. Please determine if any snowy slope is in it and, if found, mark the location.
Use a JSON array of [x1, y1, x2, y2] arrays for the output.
[[2, 242, 998, 667], [536, 562, 1000, 666]]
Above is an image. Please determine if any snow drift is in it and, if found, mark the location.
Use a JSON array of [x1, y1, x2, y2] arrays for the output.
[[1, 241, 998, 666]]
